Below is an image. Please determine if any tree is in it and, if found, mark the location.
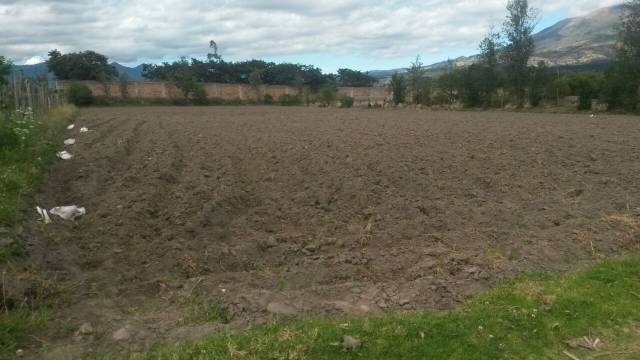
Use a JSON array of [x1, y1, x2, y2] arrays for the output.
[[47, 50, 118, 81], [604, 0, 640, 111], [389, 73, 407, 105], [248, 68, 264, 102], [502, 0, 538, 108], [119, 73, 130, 99], [207, 40, 222, 62], [318, 84, 337, 106], [407, 56, 431, 105], [0, 56, 12, 86], [567, 72, 604, 110], [460, 64, 484, 107], [528, 61, 550, 107], [478, 28, 502, 106], [337, 68, 375, 87], [438, 61, 461, 105]]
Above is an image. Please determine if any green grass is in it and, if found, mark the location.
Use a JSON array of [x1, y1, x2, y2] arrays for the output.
[[132, 256, 640, 359], [0, 105, 76, 359], [0, 307, 50, 358], [0, 104, 77, 231]]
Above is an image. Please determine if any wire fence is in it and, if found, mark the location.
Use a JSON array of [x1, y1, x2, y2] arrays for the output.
[[1, 72, 64, 122]]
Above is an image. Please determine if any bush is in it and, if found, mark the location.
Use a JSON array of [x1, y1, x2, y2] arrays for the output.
[[263, 94, 274, 105], [66, 84, 94, 106], [278, 94, 301, 106], [191, 84, 209, 105], [339, 95, 354, 108], [318, 85, 338, 106], [209, 97, 226, 105]]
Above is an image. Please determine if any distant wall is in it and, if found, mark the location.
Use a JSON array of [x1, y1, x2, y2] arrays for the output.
[[56, 80, 391, 104]]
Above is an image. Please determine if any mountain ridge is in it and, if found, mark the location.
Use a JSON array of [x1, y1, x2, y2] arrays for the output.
[[368, 4, 623, 80]]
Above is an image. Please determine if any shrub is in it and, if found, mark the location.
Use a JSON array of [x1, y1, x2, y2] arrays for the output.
[[278, 94, 301, 106], [66, 84, 94, 106], [226, 98, 246, 106], [209, 97, 226, 105], [339, 95, 354, 108], [263, 94, 274, 105], [191, 84, 209, 105], [318, 85, 338, 106]]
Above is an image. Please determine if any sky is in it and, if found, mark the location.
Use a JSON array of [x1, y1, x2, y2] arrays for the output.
[[0, 0, 623, 73]]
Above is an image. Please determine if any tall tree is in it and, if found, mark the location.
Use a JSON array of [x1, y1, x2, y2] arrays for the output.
[[407, 56, 428, 104], [502, 0, 538, 108], [0, 56, 12, 86], [47, 50, 118, 81], [528, 61, 550, 107], [389, 73, 407, 105], [438, 60, 461, 105], [604, 0, 640, 111], [478, 28, 502, 106]]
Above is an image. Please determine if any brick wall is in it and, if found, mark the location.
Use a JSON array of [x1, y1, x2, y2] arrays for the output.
[[57, 80, 391, 104]]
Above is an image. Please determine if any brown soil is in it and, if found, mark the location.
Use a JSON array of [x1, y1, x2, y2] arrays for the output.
[[11, 106, 640, 358]]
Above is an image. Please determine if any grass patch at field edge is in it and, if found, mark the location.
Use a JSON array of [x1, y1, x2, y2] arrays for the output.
[[130, 256, 640, 359]]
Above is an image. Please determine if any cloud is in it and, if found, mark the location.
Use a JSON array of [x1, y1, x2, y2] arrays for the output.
[[0, 0, 623, 68]]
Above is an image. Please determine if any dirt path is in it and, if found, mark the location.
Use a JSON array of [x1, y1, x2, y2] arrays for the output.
[[13, 106, 640, 358]]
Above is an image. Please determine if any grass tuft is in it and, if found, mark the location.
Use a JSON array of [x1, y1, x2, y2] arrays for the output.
[[0, 105, 77, 227], [132, 256, 640, 359]]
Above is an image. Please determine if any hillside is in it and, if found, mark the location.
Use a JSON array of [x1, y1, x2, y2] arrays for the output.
[[532, 4, 623, 65], [369, 4, 623, 80], [12, 62, 145, 81]]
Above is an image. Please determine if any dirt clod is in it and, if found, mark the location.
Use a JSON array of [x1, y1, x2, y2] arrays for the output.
[[343, 335, 361, 350]]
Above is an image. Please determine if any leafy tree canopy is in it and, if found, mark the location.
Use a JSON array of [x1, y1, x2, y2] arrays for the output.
[[47, 49, 118, 81]]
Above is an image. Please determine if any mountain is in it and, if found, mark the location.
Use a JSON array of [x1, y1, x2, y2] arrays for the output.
[[368, 4, 623, 80], [112, 63, 145, 80], [531, 4, 623, 66], [12, 62, 146, 81], [11, 62, 55, 82]]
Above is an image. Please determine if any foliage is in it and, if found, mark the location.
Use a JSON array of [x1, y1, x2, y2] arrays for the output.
[[566, 72, 604, 110], [318, 84, 338, 106], [478, 29, 502, 106], [502, 0, 538, 108], [603, 0, 640, 111], [263, 94, 274, 105], [0, 105, 77, 226], [46, 49, 118, 81], [0, 307, 50, 358], [66, 84, 94, 106], [528, 61, 551, 107], [339, 95, 354, 108], [389, 73, 407, 105], [459, 64, 484, 107], [190, 83, 208, 105], [119, 73, 130, 98], [0, 56, 12, 86], [248, 69, 264, 101], [438, 62, 461, 105], [132, 256, 640, 360], [144, 58, 337, 91], [337, 68, 375, 87], [407, 56, 433, 105]]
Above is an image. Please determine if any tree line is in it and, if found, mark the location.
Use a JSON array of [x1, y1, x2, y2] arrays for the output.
[[389, 0, 640, 112], [2, 0, 638, 111]]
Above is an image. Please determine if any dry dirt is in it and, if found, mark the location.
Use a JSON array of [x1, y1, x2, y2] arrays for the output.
[[10, 106, 640, 358]]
